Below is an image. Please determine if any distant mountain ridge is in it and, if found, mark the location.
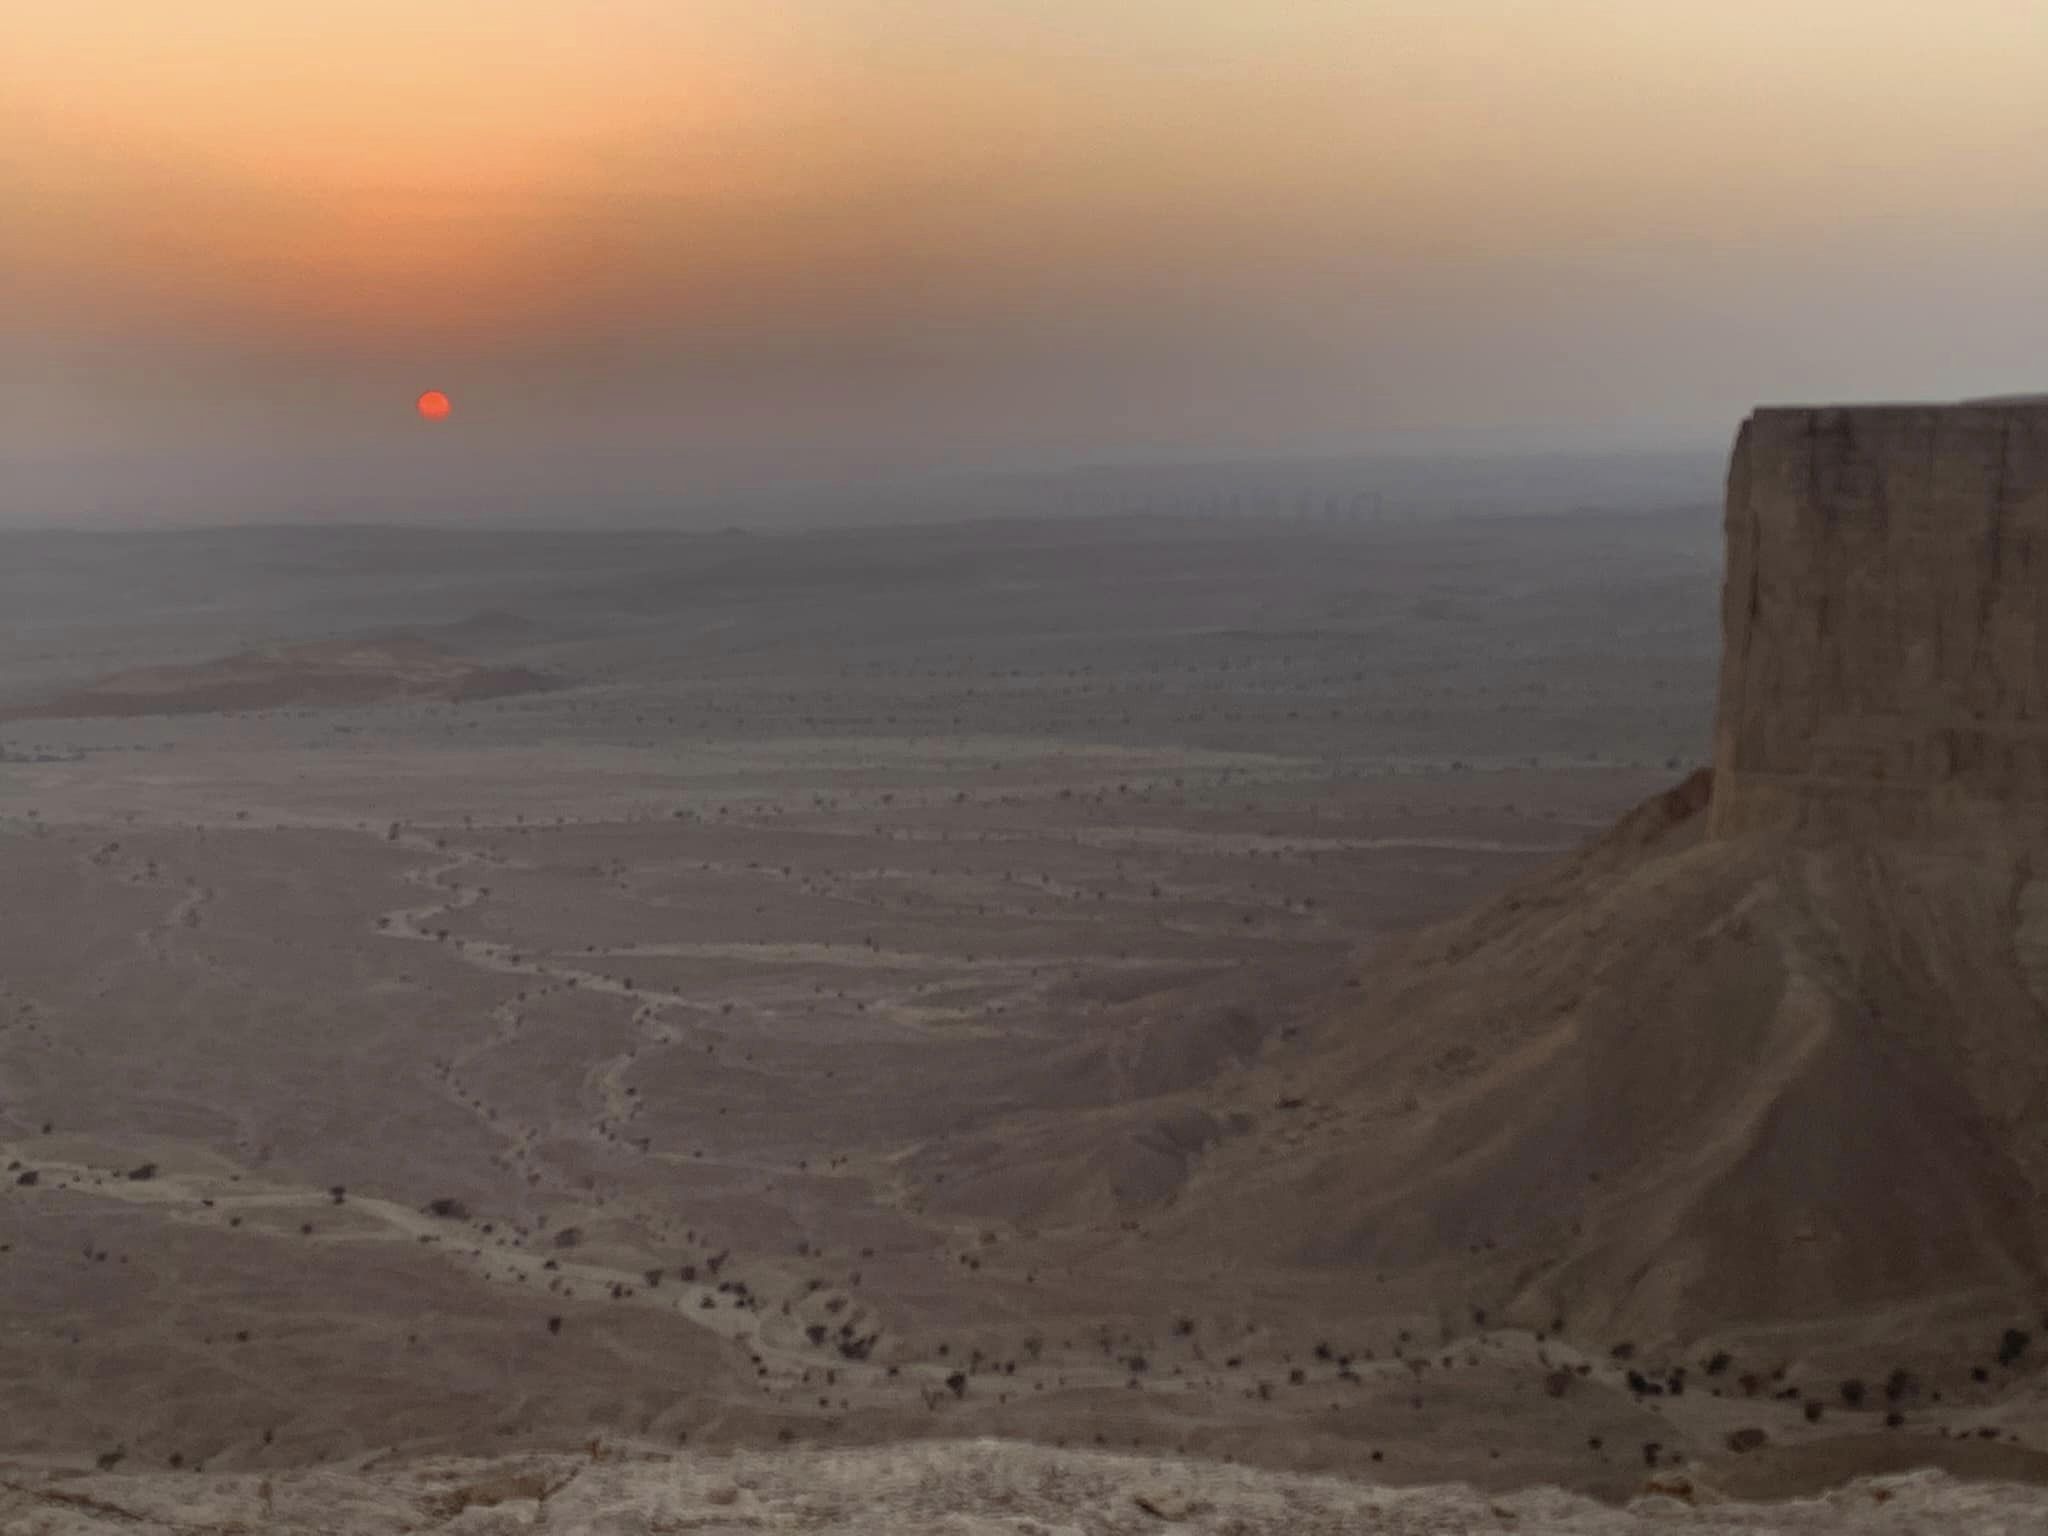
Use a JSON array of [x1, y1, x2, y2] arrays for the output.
[[0, 629, 553, 720]]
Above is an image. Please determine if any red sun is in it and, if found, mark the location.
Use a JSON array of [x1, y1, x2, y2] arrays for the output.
[[415, 389, 452, 421]]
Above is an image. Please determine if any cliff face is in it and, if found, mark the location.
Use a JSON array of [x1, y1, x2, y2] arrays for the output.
[[1711, 400, 2048, 835]]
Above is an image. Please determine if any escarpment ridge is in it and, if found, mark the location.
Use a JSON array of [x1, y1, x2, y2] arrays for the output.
[[1170, 399, 2048, 1366]]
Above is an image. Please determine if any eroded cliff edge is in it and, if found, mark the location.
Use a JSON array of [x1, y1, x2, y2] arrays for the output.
[[1712, 400, 2048, 835]]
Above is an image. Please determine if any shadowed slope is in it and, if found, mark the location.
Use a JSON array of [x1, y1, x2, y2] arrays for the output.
[[1168, 771, 2048, 1353]]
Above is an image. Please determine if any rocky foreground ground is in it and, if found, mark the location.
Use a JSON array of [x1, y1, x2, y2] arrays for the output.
[[3, 1441, 2045, 1535]]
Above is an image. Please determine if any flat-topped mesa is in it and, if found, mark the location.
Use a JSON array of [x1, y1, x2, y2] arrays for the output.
[[1709, 398, 2048, 836]]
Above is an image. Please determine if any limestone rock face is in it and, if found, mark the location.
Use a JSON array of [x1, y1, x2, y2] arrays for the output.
[[1711, 399, 2048, 835]]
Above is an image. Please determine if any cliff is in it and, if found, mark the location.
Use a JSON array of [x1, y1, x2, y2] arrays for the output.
[[1167, 401, 2048, 1360], [1711, 400, 2048, 835]]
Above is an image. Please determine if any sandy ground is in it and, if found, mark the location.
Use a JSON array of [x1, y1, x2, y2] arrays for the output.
[[5, 1440, 2047, 1534]]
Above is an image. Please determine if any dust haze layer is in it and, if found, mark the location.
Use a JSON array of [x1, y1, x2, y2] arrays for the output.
[[7, 4, 2046, 517]]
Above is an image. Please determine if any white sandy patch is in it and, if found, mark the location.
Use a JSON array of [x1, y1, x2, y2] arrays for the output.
[[1, 1440, 2040, 1534]]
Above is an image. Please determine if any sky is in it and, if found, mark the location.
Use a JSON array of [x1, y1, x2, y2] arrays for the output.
[[5, 1, 2045, 523]]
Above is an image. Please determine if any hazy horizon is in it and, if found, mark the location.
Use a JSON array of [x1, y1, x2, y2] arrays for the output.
[[0, 440, 1727, 533], [6, 2, 2044, 525]]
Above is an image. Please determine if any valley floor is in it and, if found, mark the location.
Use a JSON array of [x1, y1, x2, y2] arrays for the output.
[[19, 514, 2035, 1508]]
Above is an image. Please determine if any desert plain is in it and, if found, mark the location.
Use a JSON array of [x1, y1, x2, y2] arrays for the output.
[[3, 503, 2044, 1531]]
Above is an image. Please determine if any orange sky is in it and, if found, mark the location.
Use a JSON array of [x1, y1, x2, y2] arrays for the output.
[[5, 1, 2045, 513]]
